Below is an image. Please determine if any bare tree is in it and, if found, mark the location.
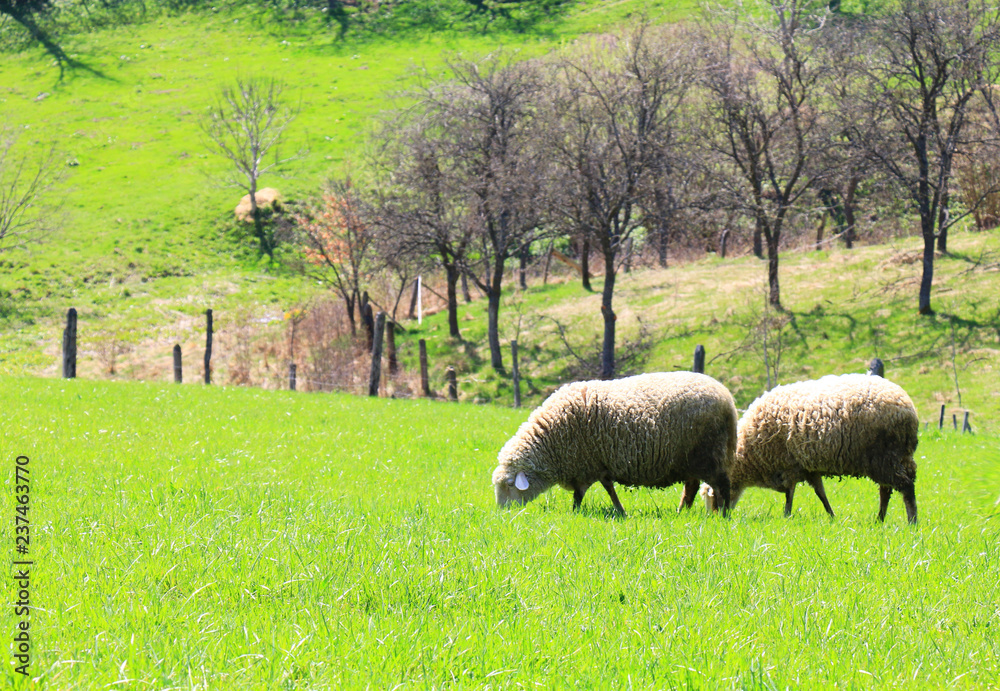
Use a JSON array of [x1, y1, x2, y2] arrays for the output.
[[640, 138, 710, 268], [697, 0, 836, 309], [544, 26, 693, 379], [374, 131, 475, 340], [375, 53, 548, 358], [0, 131, 59, 253], [293, 177, 374, 336], [842, 0, 1000, 315], [818, 33, 878, 252], [201, 76, 300, 261], [432, 53, 547, 373]]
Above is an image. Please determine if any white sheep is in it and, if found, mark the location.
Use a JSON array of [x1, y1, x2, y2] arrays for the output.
[[492, 372, 738, 516], [704, 373, 919, 523]]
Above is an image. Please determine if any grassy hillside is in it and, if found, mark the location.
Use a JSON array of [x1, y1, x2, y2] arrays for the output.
[[0, 0, 682, 316], [0, 0, 695, 377], [1, 0, 998, 435], [2, 376, 998, 688], [396, 229, 1000, 433]]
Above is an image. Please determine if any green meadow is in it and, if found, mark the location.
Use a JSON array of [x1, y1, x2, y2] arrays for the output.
[[2, 376, 999, 688], [3, 0, 1000, 687], [0, 0, 684, 327]]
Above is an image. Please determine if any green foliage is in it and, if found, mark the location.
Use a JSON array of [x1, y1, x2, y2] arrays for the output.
[[1, 375, 998, 688]]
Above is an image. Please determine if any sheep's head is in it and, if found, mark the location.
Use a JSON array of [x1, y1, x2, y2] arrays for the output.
[[492, 466, 548, 507]]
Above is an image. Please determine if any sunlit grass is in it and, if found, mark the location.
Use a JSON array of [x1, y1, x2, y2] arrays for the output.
[[2, 376, 998, 688]]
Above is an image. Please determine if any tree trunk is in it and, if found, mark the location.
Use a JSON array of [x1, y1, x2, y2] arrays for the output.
[[361, 293, 374, 351], [408, 279, 419, 319], [445, 263, 461, 339], [249, 184, 271, 261], [543, 240, 554, 284], [386, 321, 397, 375], [843, 175, 859, 249], [936, 191, 949, 253], [657, 220, 668, 268], [600, 252, 617, 380], [918, 230, 935, 315], [753, 220, 764, 259], [487, 260, 505, 373], [766, 233, 781, 308], [815, 213, 827, 251], [518, 242, 529, 290], [581, 236, 593, 292], [461, 270, 472, 304], [344, 292, 357, 336]]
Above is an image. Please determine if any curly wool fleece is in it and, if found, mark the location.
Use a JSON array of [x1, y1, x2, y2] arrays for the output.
[[493, 371, 738, 515], [721, 373, 919, 522]]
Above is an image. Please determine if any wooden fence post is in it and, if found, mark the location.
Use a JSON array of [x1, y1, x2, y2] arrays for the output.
[[419, 339, 431, 397], [939, 404, 945, 430], [289, 363, 297, 391], [361, 293, 374, 351], [446, 366, 458, 402], [62, 307, 77, 379], [511, 340, 521, 408], [962, 411, 972, 434], [693, 345, 705, 374], [386, 321, 398, 375], [416, 276, 423, 325], [952, 413, 958, 430], [719, 229, 730, 259], [868, 358, 884, 377], [368, 311, 386, 397], [204, 309, 213, 385], [173, 345, 182, 383]]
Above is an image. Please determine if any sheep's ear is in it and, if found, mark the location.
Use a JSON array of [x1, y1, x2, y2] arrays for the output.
[[515, 472, 529, 491]]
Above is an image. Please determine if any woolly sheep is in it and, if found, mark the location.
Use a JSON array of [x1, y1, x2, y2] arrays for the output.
[[492, 372, 738, 516], [703, 373, 919, 523]]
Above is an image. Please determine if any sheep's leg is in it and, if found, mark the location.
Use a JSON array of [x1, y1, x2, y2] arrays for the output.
[[783, 485, 796, 517], [877, 485, 892, 522], [601, 479, 627, 516], [900, 482, 917, 524], [806, 474, 835, 518], [710, 476, 731, 517], [573, 485, 589, 511], [678, 479, 700, 512]]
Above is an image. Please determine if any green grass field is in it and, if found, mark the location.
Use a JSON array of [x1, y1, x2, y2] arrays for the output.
[[3, 376, 999, 689], [4, 3, 1000, 685]]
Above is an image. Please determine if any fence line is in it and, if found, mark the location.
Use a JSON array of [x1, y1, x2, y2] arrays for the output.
[[51, 310, 981, 429]]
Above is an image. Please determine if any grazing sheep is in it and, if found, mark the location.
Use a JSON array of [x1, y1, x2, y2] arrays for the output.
[[704, 373, 919, 523], [492, 372, 738, 516]]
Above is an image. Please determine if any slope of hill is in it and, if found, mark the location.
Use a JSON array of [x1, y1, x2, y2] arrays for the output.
[[0, 0, 683, 369], [0, 0, 680, 307]]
